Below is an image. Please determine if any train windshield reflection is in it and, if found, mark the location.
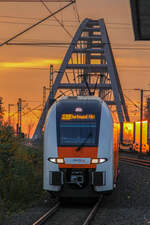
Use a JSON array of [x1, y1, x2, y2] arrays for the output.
[[59, 123, 97, 146]]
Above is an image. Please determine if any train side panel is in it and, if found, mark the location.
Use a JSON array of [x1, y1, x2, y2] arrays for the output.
[[44, 104, 60, 191], [95, 102, 114, 192], [113, 123, 119, 183]]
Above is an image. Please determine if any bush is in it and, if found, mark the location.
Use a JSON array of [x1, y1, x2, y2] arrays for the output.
[[0, 123, 43, 214]]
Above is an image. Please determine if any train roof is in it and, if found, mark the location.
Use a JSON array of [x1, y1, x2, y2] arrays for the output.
[[56, 96, 104, 103]]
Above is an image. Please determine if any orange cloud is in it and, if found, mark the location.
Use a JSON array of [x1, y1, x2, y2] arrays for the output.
[[0, 58, 62, 70]]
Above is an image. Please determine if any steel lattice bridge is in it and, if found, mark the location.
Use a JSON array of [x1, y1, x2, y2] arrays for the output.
[[32, 18, 129, 141]]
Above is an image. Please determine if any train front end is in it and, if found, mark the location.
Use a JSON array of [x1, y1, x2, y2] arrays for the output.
[[44, 96, 116, 198]]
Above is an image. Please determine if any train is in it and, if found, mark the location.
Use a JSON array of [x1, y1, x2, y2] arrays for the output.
[[120, 121, 150, 153], [44, 96, 119, 199]]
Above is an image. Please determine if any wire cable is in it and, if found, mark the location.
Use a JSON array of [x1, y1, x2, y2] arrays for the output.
[[0, 1, 74, 47], [124, 94, 140, 109], [72, 1, 80, 23], [5, 41, 150, 51], [0, 20, 77, 27], [40, 0, 73, 38]]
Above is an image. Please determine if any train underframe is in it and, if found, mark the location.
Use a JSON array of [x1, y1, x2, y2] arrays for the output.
[[49, 168, 112, 198]]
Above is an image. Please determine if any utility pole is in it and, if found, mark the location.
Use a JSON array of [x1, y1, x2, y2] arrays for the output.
[[0, 97, 3, 122], [17, 98, 22, 135], [134, 88, 143, 155], [134, 88, 150, 155], [140, 89, 143, 154], [43, 86, 46, 111], [43, 86, 50, 111], [8, 104, 14, 126], [50, 65, 54, 90]]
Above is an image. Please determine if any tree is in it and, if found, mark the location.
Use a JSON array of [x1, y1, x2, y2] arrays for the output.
[[0, 97, 4, 124]]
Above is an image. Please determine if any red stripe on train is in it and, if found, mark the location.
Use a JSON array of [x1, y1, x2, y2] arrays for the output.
[[58, 147, 98, 168]]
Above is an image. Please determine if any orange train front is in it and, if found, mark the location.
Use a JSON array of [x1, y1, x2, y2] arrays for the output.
[[44, 96, 119, 198]]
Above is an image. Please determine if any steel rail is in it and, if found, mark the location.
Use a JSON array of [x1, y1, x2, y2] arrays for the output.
[[32, 195, 103, 225], [32, 201, 60, 225], [120, 156, 150, 168], [82, 195, 103, 225]]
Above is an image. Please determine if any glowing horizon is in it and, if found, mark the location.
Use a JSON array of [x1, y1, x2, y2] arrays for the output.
[[0, 58, 62, 70]]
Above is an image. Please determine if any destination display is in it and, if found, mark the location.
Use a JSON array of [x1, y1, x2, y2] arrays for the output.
[[61, 114, 96, 120]]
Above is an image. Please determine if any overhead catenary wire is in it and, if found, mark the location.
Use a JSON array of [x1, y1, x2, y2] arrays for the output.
[[0, 20, 78, 27], [124, 94, 140, 110], [113, 47, 150, 50], [2, 0, 73, 2], [3, 65, 150, 71], [0, 16, 131, 25], [0, 22, 132, 29], [22, 106, 41, 119], [0, 15, 77, 21], [40, 0, 73, 38], [5, 41, 150, 50], [72, 1, 80, 23], [0, 0, 75, 47]]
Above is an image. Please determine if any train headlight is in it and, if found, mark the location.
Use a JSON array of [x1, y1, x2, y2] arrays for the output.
[[57, 158, 64, 164], [91, 159, 99, 164], [49, 158, 57, 163], [48, 158, 64, 164], [91, 158, 107, 164]]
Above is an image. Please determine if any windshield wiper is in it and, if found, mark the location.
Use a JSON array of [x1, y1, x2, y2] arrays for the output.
[[75, 132, 92, 152]]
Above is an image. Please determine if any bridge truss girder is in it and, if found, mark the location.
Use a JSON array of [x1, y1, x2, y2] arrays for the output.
[[32, 18, 129, 141]]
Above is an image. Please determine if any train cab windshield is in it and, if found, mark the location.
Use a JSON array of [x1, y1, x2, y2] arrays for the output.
[[56, 99, 101, 147]]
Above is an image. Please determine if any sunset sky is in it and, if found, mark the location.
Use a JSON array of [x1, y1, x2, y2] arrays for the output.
[[1, 0, 150, 135]]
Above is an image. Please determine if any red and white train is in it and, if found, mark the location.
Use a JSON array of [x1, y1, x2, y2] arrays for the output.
[[44, 96, 119, 198]]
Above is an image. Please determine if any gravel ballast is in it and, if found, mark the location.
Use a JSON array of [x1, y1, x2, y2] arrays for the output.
[[1, 156, 150, 225], [93, 160, 150, 225]]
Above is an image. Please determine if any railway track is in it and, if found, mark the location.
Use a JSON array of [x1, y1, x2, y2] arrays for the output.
[[32, 201, 60, 225], [120, 156, 150, 168], [32, 195, 103, 225], [82, 196, 103, 225]]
